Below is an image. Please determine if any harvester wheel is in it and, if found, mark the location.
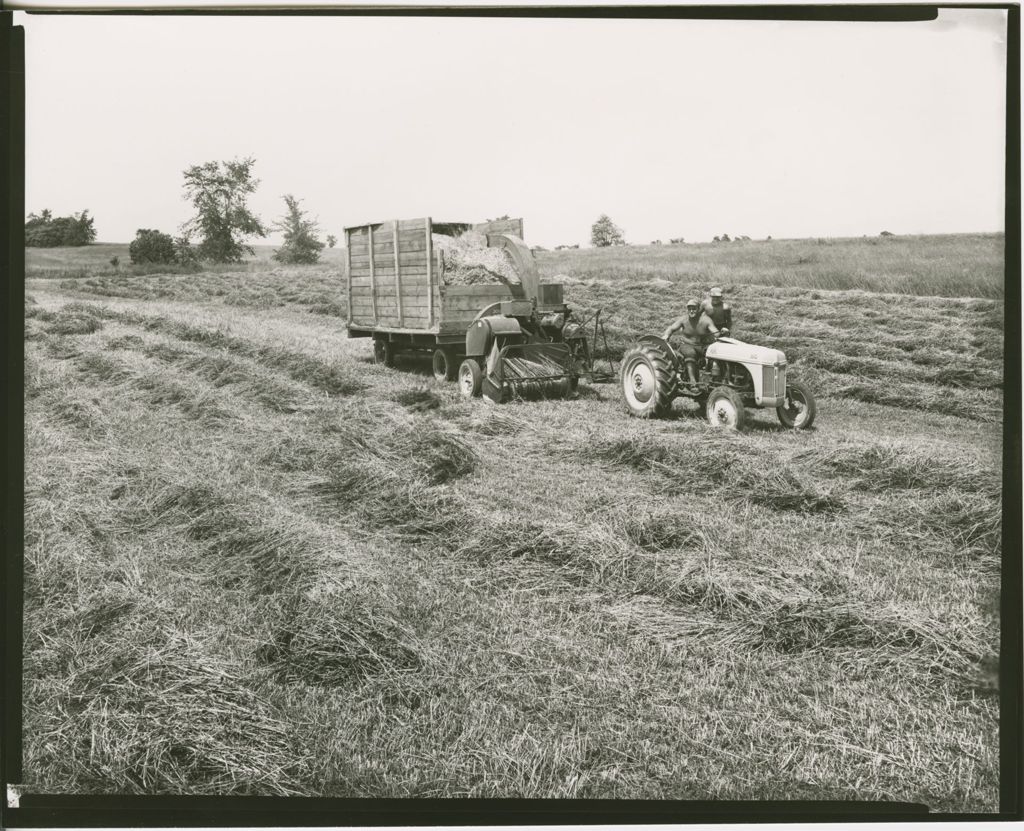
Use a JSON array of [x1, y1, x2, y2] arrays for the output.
[[432, 348, 458, 382], [620, 341, 677, 418], [373, 337, 395, 368], [706, 386, 747, 430], [777, 379, 816, 430], [458, 359, 483, 398]]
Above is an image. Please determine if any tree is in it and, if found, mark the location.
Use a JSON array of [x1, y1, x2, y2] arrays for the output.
[[181, 157, 267, 263], [25, 209, 96, 247], [326, 234, 337, 249], [271, 195, 325, 265], [129, 229, 176, 264], [174, 235, 199, 266], [590, 214, 624, 247]]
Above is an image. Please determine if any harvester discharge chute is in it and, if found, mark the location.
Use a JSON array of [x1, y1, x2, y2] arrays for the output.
[[458, 233, 595, 404]]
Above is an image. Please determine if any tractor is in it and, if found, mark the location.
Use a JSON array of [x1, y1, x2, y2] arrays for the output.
[[619, 334, 816, 430]]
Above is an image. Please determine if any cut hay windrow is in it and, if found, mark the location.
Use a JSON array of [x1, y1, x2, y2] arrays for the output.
[[51, 397, 107, 431], [290, 407, 476, 538], [136, 341, 306, 414], [800, 441, 999, 496], [91, 309, 364, 398], [392, 386, 442, 413], [462, 410, 524, 436], [59, 634, 307, 795], [615, 505, 716, 553], [453, 510, 981, 675], [587, 434, 840, 513], [856, 490, 1002, 563], [257, 589, 423, 687]]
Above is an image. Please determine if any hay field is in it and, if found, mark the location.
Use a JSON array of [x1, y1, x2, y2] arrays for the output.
[[22, 234, 1003, 810]]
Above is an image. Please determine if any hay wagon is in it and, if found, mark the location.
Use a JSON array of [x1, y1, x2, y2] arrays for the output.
[[344, 216, 527, 380]]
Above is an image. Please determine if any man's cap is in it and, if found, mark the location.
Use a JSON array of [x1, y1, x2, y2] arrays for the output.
[[709, 287, 723, 298], [686, 298, 700, 308]]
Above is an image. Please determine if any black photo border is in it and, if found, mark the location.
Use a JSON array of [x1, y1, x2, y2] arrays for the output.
[[1, 4, 1020, 826]]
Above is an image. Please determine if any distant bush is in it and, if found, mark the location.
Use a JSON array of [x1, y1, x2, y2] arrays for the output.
[[669, 237, 685, 245], [272, 195, 324, 265], [129, 229, 176, 264], [591, 215, 624, 247], [25, 209, 97, 247], [880, 230, 895, 237], [174, 235, 200, 267]]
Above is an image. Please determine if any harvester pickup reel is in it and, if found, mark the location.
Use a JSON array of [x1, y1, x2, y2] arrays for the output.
[[620, 334, 816, 430], [458, 295, 592, 404]]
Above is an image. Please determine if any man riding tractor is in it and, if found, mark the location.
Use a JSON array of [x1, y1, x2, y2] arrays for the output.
[[701, 286, 732, 334], [661, 298, 722, 390]]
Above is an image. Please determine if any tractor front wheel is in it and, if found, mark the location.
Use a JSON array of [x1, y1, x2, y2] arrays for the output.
[[432, 348, 458, 382], [620, 341, 677, 418], [706, 386, 747, 430], [777, 379, 816, 429], [374, 337, 396, 367], [458, 359, 483, 398]]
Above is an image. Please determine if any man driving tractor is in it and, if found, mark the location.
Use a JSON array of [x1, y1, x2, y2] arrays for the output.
[[661, 298, 722, 389]]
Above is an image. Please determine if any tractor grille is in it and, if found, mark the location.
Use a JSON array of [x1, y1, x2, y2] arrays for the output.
[[761, 364, 785, 399]]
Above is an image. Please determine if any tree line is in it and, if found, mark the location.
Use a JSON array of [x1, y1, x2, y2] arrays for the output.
[[25, 209, 97, 247], [26, 157, 331, 266], [27, 168, 692, 259]]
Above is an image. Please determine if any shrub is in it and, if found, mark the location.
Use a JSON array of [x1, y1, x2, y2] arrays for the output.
[[173, 235, 200, 267], [129, 229, 176, 264], [25, 209, 97, 247], [591, 214, 625, 247], [272, 195, 324, 265]]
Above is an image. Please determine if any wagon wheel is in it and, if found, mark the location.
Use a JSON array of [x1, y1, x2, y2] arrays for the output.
[[373, 338, 395, 367], [432, 348, 458, 382]]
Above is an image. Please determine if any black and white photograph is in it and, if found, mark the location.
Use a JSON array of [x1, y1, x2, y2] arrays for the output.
[[5, 2, 1018, 822]]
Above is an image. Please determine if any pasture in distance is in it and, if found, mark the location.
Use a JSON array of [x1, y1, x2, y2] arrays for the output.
[[22, 233, 1004, 809]]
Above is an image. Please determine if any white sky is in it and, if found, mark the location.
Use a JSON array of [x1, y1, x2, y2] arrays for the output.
[[18, 8, 1008, 247]]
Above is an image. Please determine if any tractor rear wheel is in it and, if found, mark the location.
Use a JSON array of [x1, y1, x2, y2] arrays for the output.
[[458, 359, 483, 398], [706, 386, 747, 430], [620, 341, 677, 418], [432, 348, 458, 382], [777, 379, 816, 429], [374, 337, 395, 367]]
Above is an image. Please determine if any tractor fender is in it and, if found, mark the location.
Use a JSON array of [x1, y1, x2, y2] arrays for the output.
[[636, 334, 681, 367], [466, 316, 523, 357]]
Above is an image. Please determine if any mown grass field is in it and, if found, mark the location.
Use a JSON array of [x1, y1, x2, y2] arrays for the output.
[[22, 234, 1004, 810]]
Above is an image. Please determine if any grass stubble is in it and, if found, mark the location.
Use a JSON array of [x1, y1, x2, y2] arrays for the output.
[[20, 234, 1004, 809]]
